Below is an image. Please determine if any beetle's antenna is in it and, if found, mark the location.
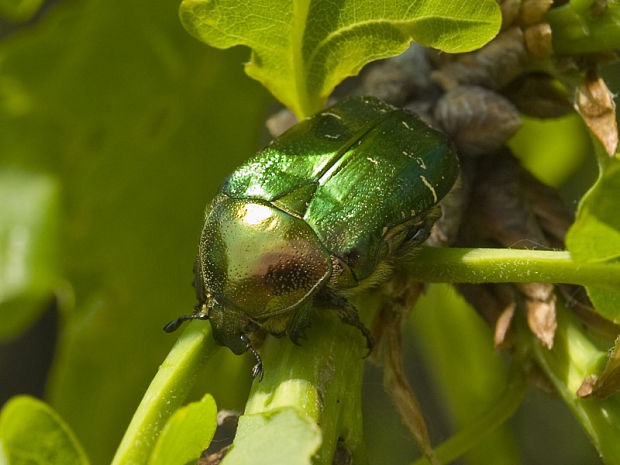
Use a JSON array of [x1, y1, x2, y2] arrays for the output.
[[163, 312, 209, 333], [240, 334, 263, 381]]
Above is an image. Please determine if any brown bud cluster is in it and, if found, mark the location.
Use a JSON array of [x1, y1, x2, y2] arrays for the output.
[[434, 85, 522, 156]]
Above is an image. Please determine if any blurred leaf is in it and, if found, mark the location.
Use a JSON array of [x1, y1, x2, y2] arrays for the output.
[[0, 169, 59, 341], [508, 113, 589, 187], [546, 0, 620, 55], [180, 0, 501, 117], [0, 1, 270, 463], [411, 284, 520, 465], [148, 393, 217, 465], [0, 0, 43, 22], [0, 395, 90, 465], [221, 408, 321, 465]]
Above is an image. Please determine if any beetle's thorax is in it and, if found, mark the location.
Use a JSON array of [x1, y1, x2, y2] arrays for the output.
[[197, 194, 333, 320]]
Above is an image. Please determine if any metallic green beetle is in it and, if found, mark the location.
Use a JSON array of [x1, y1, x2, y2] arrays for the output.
[[165, 97, 459, 378]]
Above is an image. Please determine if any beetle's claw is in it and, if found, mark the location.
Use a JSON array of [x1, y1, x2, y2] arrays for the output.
[[163, 319, 182, 333], [251, 362, 264, 381]]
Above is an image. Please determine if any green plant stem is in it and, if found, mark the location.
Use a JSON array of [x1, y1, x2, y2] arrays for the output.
[[410, 369, 527, 465], [526, 300, 620, 464], [111, 321, 218, 465], [546, 0, 620, 54], [236, 293, 383, 465], [406, 248, 620, 290]]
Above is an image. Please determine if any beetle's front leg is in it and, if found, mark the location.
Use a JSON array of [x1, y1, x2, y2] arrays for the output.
[[240, 334, 263, 381], [315, 290, 374, 356]]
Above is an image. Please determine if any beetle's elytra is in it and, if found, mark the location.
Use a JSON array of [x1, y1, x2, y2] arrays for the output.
[[165, 97, 459, 379]]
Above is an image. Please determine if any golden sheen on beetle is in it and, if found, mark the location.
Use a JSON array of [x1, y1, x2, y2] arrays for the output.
[[165, 97, 459, 379]]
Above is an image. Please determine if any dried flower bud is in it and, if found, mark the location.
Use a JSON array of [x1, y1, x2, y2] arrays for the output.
[[499, 0, 522, 29], [522, 283, 557, 348], [362, 61, 418, 106], [575, 71, 618, 156], [520, 166, 573, 245], [363, 44, 436, 106], [586, 335, 620, 398], [431, 28, 527, 90], [428, 166, 474, 247], [577, 375, 598, 397], [434, 86, 522, 156], [495, 301, 516, 348], [455, 283, 517, 347], [524, 23, 553, 58], [504, 73, 572, 118], [519, 0, 553, 25]]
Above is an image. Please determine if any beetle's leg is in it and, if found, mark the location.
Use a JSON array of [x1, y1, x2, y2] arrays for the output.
[[163, 312, 209, 332], [316, 291, 373, 356], [240, 334, 263, 381], [286, 300, 313, 345], [336, 301, 374, 357]]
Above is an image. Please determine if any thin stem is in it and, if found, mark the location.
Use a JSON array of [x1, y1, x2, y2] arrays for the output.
[[527, 299, 620, 464], [405, 247, 620, 291], [410, 369, 527, 465], [111, 321, 218, 465]]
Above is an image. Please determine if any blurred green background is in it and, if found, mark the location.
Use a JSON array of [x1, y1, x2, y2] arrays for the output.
[[0, 0, 271, 462], [0, 1, 610, 464]]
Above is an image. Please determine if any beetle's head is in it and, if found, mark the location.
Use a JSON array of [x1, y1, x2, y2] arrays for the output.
[[185, 194, 332, 354]]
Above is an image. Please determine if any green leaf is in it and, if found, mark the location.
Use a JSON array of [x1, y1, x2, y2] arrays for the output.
[[0, 395, 90, 465], [221, 408, 321, 465], [566, 158, 620, 263], [566, 157, 620, 322], [0, 169, 59, 341], [180, 0, 501, 118], [585, 287, 620, 325], [148, 393, 217, 465], [0, 0, 44, 22], [411, 284, 520, 465]]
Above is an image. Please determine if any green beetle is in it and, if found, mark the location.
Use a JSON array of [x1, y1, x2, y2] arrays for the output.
[[165, 97, 459, 379]]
